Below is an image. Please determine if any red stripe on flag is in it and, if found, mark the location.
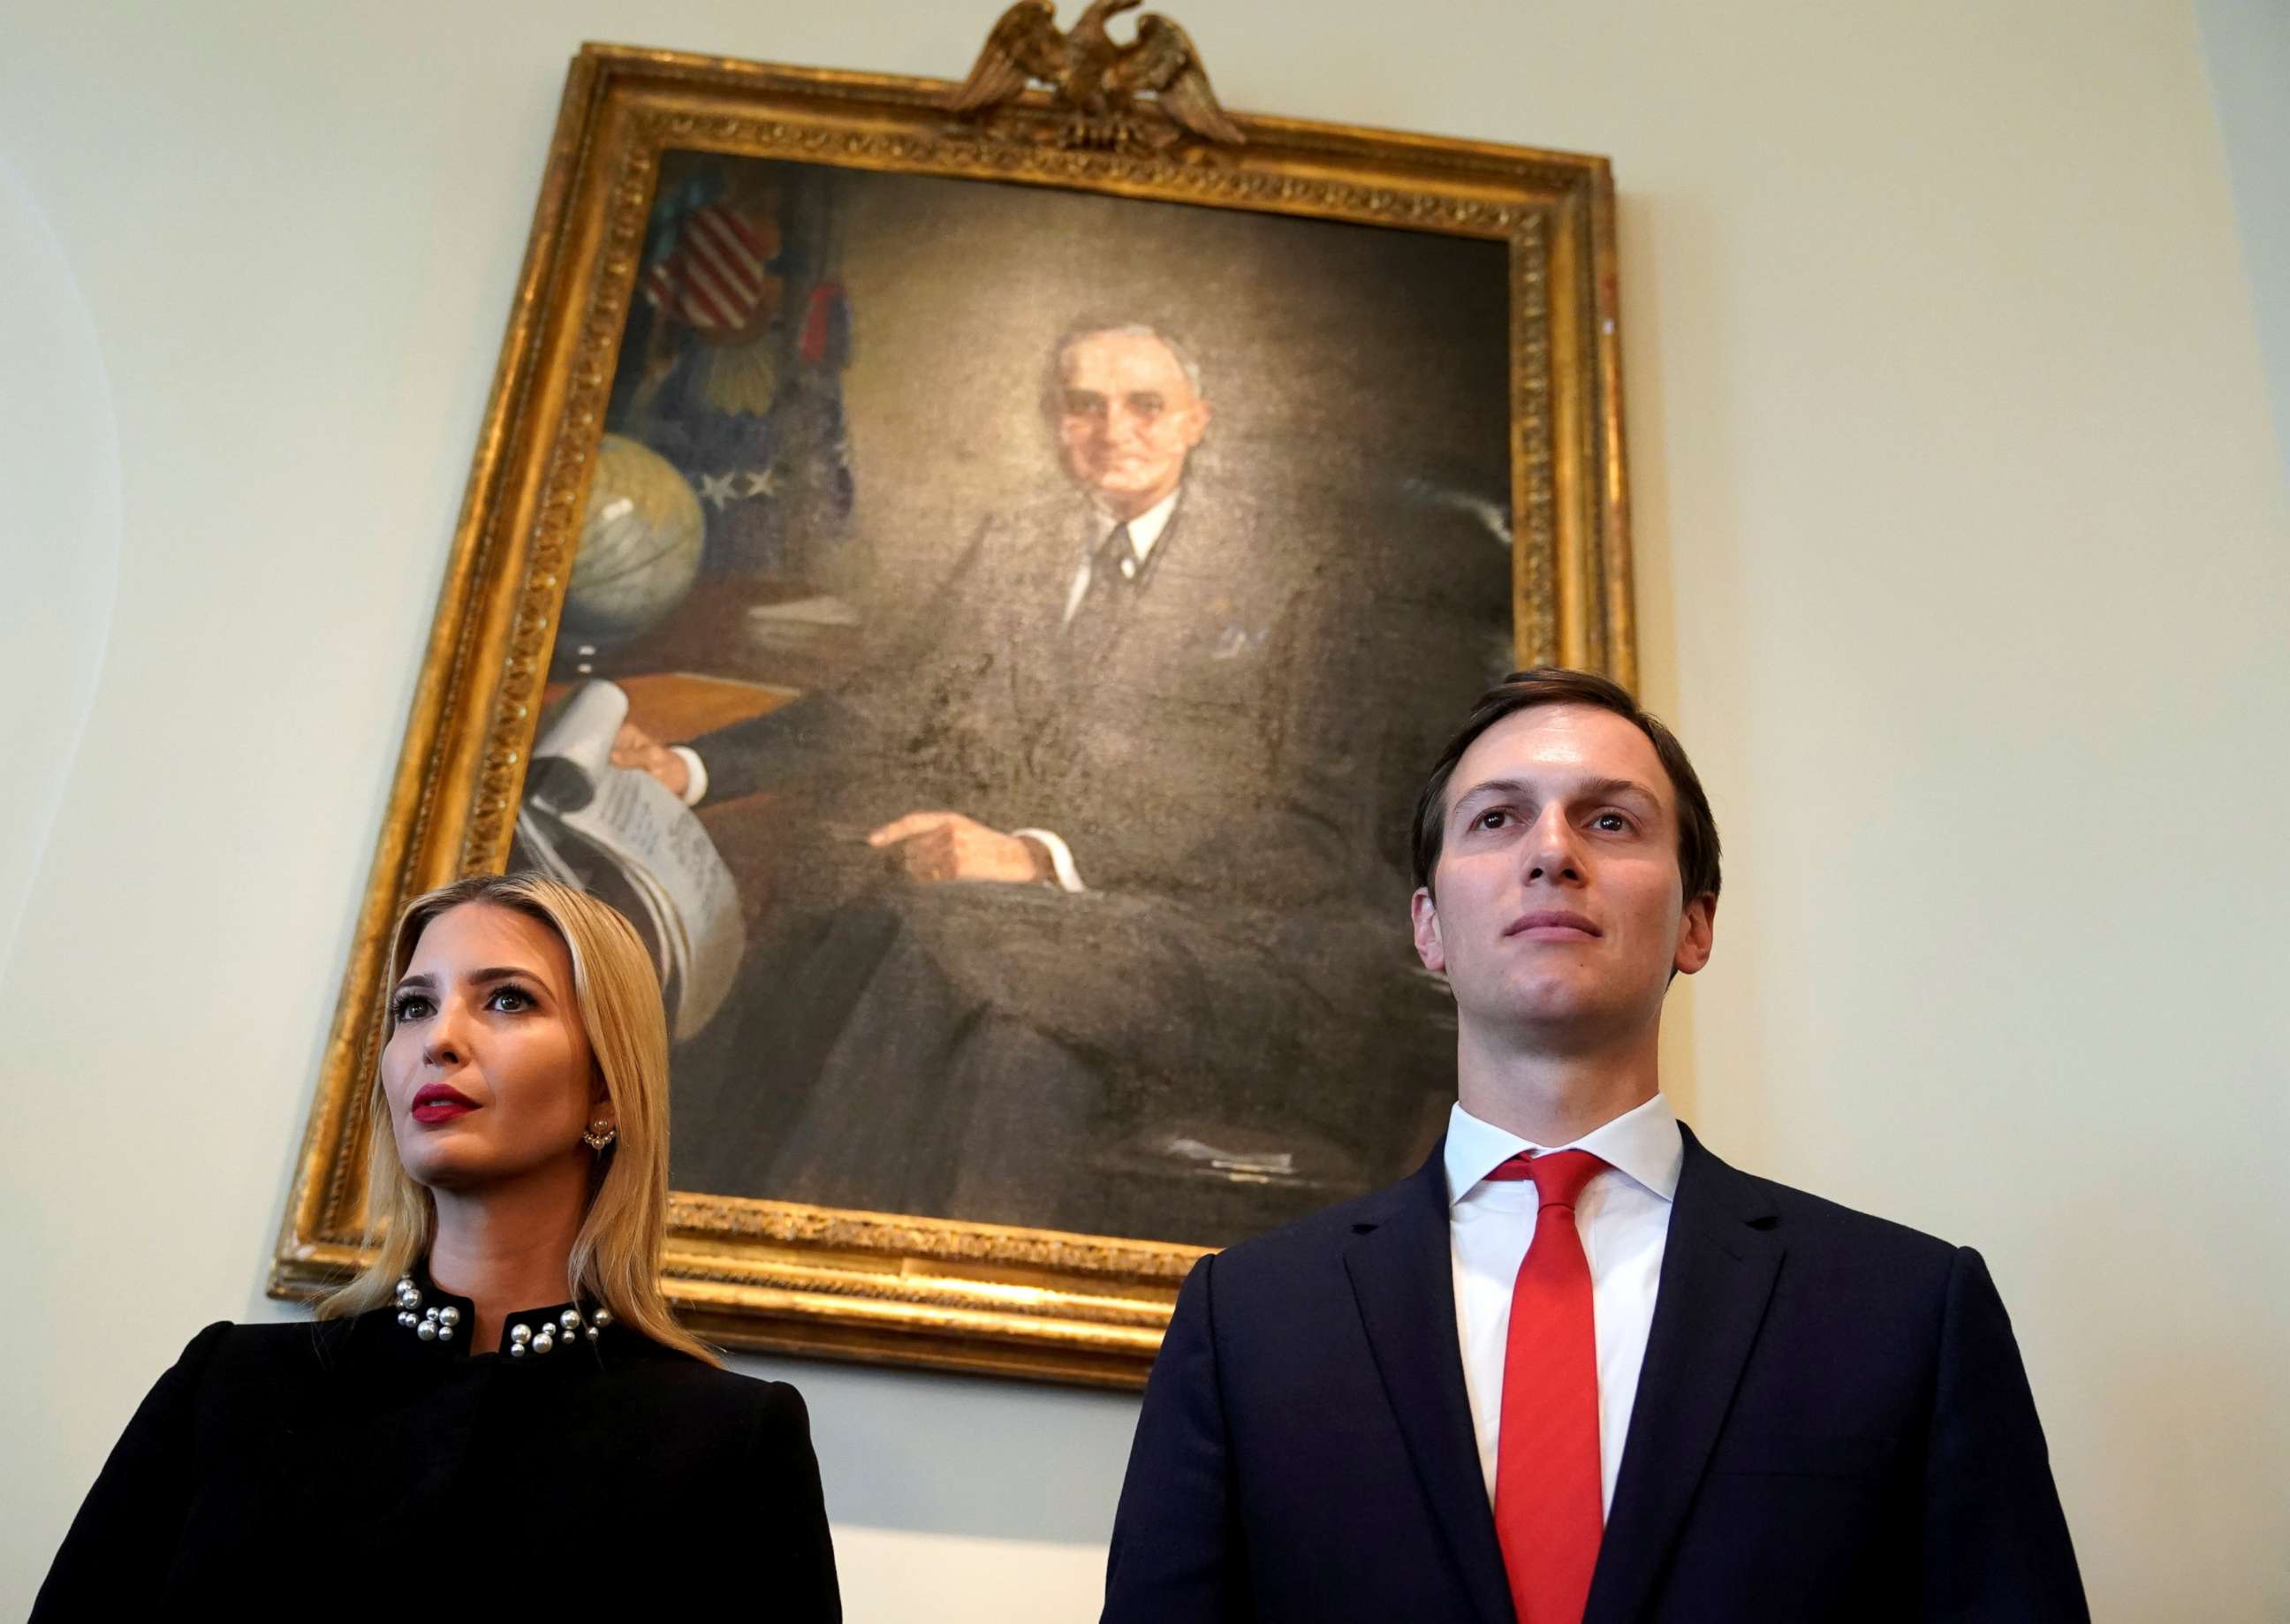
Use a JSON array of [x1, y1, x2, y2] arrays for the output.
[[687, 211, 764, 293], [709, 205, 771, 262], [684, 223, 763, 307], [677, 259, 739, 330], [692, 205, 764, 266]]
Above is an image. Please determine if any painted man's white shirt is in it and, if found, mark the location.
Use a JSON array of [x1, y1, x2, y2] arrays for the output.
[[1060, 484, 1182, 626]]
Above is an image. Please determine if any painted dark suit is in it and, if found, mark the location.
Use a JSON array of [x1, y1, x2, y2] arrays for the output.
[[670, 479, 1452, 1241], [711, 482, 1370, 903]]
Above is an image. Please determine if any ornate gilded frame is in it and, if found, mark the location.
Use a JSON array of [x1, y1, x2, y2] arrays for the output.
[[270, 40, 1631, 1387]]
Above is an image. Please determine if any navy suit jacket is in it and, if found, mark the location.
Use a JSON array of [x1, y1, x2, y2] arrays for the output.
[[1103, 1124, 2087, 1622]]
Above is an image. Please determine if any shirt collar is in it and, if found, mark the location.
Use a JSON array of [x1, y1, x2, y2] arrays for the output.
[[1443, 1091, 1684, 1207], [1093, 485, 1182, 566]]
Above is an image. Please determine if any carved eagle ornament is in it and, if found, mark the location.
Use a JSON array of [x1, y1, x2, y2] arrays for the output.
[[948, 0, 1246, 148]]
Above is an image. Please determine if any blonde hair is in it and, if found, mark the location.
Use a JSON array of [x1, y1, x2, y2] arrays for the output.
[[318, 873, 717, 1364]]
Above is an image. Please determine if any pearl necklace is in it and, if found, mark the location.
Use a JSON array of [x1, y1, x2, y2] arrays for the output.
[[507, 1304, 614, 1357], [395, 1275, 460, 1342], [393, 1274, 614, 1355]]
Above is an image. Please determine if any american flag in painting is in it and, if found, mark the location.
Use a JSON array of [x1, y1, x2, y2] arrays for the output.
[[641, 203, 781, 342]]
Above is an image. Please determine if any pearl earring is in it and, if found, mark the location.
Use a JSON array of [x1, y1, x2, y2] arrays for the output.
[[581, 1119, 618, 1151]]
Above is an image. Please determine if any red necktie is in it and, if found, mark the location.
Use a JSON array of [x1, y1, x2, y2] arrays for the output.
[[1486, 1149, 1609, 1624]]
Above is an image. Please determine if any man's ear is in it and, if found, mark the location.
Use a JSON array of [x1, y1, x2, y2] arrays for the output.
[[1672, 892, 1717, 976], [1180, 396, 1212, 448], [1410, 887, 1446, 975]]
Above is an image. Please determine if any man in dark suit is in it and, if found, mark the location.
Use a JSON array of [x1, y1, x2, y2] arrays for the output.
[[610, 324, 1433, 1237], [1103, 667, 2088, 1622], [617, 322, 1367, 899]]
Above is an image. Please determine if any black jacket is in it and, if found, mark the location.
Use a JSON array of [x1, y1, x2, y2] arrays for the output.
[[1103, 1124, 2088, 1622], [35, 1280, 840, 1617]]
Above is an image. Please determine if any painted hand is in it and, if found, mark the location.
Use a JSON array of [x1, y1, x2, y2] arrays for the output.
[[867, 811, 1049, 884], [610, 721, 691, 800]]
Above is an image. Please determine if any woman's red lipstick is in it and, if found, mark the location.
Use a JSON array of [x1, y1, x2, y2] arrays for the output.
[[410, 1083, 479, 1124]]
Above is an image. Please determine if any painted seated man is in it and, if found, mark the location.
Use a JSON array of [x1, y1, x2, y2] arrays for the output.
[[613, 323, 1439, 1241]]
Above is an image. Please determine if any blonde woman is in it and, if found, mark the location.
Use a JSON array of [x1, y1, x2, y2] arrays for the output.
[[35, 875, 840, 1615]]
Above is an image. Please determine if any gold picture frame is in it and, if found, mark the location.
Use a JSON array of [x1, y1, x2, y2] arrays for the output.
[[270, 36, 1630, 1387]]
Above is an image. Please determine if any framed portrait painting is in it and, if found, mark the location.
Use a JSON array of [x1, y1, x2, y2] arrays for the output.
[[274, 27, 1632, 1385]]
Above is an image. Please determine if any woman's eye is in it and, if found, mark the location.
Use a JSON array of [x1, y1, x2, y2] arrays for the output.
[[1475, 809, 1510, 831], [391, 995, 432, 1022], [488, 985, 536, 1013]]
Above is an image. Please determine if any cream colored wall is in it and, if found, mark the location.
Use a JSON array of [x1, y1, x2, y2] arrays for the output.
[[3, 2, 2284, 1617]]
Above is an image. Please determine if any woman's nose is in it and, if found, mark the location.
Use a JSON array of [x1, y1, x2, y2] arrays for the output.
[[421, 1002, 469, 1068]]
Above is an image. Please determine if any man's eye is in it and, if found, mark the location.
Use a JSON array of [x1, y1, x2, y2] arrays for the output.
[[1475, 809, 1510, 830], [1063, 393, 1106, 417], [1126, 394, 1164, 417], [1593, 812, 1632, 832]]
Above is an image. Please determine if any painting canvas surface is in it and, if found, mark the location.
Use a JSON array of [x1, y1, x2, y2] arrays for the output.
[[518, 150, 1515, 1247]]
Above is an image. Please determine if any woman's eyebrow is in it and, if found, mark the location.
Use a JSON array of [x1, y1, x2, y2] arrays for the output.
[[394, 967, 548, 995], [466, 966, 541, 983]]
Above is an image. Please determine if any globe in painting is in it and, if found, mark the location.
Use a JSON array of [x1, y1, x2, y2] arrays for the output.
[[561, 434, 705, 644]]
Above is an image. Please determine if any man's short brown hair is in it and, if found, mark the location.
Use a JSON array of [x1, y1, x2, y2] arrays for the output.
[[1409, 667, 1722, 905]]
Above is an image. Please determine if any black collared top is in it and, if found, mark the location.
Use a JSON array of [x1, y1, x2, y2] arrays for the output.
[[34, 1270, 840, 1618]]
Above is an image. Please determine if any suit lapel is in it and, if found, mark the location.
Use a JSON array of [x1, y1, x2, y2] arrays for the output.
[[1584, 1125, 1784, 1624], [1344, 1146, 1515, 1624]]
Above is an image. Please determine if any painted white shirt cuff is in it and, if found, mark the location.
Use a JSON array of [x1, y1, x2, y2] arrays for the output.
[[1011, 827, 1086, 893], [668, 746, 709, 807]]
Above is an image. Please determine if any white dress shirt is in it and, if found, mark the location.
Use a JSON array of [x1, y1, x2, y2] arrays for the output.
[[1059, 485, 1181, 626], [1445, 1092, 1683, 1515]]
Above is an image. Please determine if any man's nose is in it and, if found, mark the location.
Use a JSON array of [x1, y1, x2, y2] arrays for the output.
[[1522, 807, 1585, 885]]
